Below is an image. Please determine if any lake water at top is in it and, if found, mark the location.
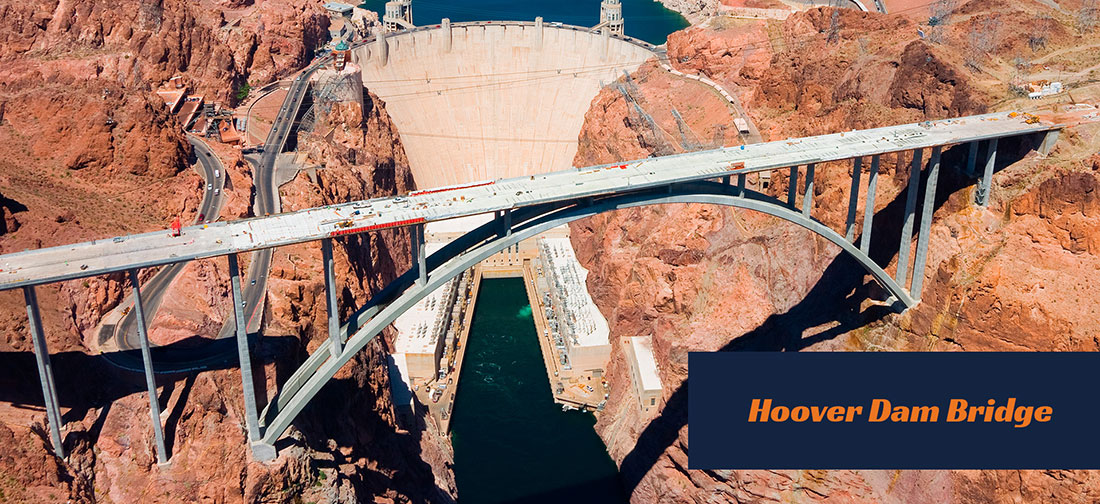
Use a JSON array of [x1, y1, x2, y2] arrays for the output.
[[358, 0, 689, 45]]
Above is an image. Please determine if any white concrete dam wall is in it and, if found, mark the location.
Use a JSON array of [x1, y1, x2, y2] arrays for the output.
[[353, 22, 657, 188]]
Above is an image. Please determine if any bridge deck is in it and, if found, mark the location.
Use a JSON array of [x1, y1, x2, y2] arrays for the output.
[[0, 111, 1057, 290]]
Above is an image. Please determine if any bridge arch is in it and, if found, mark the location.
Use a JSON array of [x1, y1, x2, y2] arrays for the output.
[[258, 181, 912, 447]]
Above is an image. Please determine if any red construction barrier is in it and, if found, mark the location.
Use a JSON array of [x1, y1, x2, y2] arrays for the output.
[[329, 217, 426, 237]]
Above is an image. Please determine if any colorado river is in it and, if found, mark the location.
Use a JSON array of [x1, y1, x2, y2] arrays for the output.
[[359, 0, 689, 45], [450, 278, 626, 503]]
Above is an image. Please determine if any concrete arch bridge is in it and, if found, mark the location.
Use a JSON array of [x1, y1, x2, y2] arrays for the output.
[[0, 111, 1061, 462]]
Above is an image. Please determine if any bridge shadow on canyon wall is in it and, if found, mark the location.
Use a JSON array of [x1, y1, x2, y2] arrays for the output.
[[617, 135, 1044, 496], [0, 333, 297, 459], [0, 329, 452, 499], [274, 339, 457, 503]]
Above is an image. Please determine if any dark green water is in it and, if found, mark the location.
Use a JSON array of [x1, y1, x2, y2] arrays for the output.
[[359, 0, 689, 45], [450, 278, 625, 504]]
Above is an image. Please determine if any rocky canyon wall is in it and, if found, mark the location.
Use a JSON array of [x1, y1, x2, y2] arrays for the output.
[[0, 0, 455, 500], [573, 4, 1100, 503], [0, 85, 455, 503]]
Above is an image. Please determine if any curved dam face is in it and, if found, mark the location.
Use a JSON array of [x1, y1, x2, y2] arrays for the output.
[[353, 22, 656, 187]]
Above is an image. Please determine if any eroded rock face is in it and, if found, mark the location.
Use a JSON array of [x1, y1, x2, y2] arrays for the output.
[[658, 0, 721, 24], [261, 92, 456, 502], [571, 6, 1100, 503], [0, 0, 327, 102], [0, 0, 448, 501], [0, 0, 327, 343]]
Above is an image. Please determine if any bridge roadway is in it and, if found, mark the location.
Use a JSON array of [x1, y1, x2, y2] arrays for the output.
[[0, 111, 1058, 291], [107, 135, 227, 354], [91, 61, 324, 373]]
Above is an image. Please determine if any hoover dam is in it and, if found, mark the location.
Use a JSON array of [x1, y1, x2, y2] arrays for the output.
[[354, 21, 658, 186]]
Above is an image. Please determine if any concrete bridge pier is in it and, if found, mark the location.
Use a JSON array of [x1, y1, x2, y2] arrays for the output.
[[321, 239, 343, 356], [1039, 130, 1060, 155], [977, 138, 998, 207], [128, 269, 169, 467], [737, 173, 747, 197], [896, 149, 923, 288], [801, 163, 815, 217], [227, 254, 274, 462], [860, 155, 881, 255], [786, 167, 798, 210], [910, 146, 942, 299], [22, 286, 65, 459], [411, 224, 427, 287], [499, 209, 513, 238], [844, 157, 863, 242], [965, 141, 979, 177]]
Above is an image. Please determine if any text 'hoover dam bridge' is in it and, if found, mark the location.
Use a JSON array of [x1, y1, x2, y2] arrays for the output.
[[0, 108, 1061, 462]]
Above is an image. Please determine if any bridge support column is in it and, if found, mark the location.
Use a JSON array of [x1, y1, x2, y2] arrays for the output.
[[965, 141, 978, 177], [976, 138, 998, 207], [228, 254, 271, 461], [910, 146, 941, 299], [844, 157, 863, 242], [786, 167, 798, 210], [128, 269, 169, 467], [801, 163, 815, 217], [412, 224, 427, 287], [860, 155, 880, 255], [1039, 129, 1059, 156], [23, 286, 65, 459], [737, 173, 746, 197], [321, 239, 342, 357], [896, 149, 923, 288], [721, 175, 730, 186]]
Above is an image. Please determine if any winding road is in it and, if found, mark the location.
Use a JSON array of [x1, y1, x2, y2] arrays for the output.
[[100, 135, 228, 369], [99, 65, 321, 372]]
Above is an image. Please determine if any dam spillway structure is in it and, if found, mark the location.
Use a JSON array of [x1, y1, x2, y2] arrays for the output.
[[352, 20, 658, 188]]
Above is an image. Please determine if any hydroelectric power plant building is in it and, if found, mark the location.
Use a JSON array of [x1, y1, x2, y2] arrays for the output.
[[537, 237, 612, 375]]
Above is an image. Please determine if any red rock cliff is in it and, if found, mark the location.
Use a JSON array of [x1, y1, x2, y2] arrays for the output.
[[572, 5, 1100, 503]]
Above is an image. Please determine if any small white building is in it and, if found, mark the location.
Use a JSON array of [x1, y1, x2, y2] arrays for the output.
[[324, 2, 355, 42], [624, 335, 663, 414]]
